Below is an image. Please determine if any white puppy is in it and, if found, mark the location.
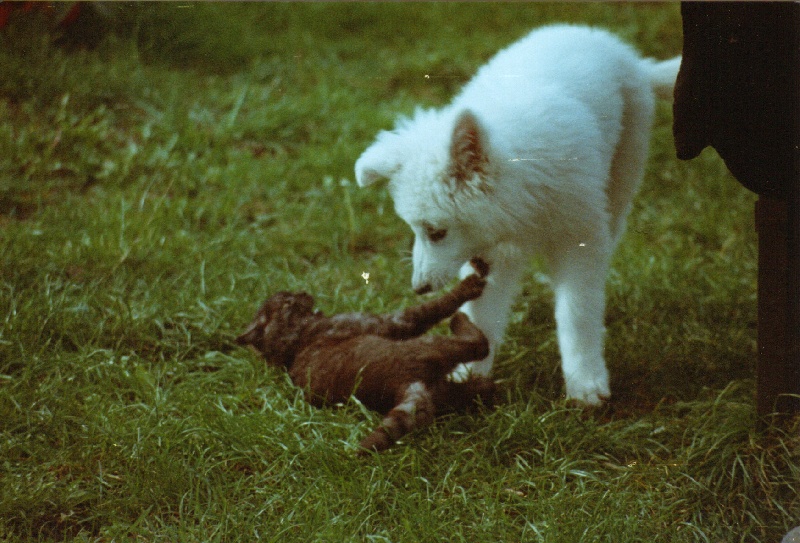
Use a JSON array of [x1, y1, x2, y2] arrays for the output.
[[355, 25, 680, 405]]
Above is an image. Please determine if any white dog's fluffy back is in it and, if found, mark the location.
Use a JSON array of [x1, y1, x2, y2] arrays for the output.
[[356, 25, 680, 405]]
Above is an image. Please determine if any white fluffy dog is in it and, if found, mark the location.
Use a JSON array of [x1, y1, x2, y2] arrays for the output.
[[355, 25, 680, 405]]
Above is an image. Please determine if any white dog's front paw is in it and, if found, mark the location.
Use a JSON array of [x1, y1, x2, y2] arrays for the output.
[[564, 371, 610, 406]]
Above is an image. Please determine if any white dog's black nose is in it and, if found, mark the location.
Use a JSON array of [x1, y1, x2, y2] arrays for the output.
[[414, 284, 432, 295]]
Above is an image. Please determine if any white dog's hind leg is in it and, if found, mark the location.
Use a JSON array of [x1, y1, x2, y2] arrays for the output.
[[450, 245, 527, 380], [550, 245, 612, 405], [606, 85, 656, 245]]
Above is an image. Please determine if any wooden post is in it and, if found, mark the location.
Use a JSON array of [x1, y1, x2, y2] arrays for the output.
[[756, 196, 800, 422]]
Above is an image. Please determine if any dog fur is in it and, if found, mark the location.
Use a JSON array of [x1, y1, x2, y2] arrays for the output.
[[236, 268, 495, 454], [355, 25, 681, 405]]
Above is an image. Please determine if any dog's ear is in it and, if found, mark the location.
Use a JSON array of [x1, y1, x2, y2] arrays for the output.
[[449, 109, 488, 188], [355, 134, 400, 187]]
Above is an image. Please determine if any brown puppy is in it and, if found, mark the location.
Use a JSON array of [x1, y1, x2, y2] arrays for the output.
[[236, 263, 494, 454]]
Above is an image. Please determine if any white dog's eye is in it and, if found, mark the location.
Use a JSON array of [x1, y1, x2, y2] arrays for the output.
[[423, 222, 448, 243]]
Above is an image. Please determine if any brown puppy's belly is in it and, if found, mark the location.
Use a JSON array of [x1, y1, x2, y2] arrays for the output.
[[290, 335, 426, 414]]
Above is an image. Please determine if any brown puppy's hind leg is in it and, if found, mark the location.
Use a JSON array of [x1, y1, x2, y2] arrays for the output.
[[358, 382, 435, 454], [358, 314, 491, 454]]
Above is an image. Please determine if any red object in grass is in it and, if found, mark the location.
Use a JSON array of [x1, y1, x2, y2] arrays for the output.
[[0, 2, 81, 30]]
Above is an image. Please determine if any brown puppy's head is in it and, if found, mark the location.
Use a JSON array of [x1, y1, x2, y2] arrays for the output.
[[236, 291, 316, 368]]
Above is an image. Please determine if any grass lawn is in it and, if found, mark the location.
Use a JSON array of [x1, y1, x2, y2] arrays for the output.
[[1, 3, 797, 542]]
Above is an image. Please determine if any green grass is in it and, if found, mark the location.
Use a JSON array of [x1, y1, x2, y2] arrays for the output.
[[1, 3, 797, 542]]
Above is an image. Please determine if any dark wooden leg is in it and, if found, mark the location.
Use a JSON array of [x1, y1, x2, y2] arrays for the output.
[[756, 197, 800, 424]]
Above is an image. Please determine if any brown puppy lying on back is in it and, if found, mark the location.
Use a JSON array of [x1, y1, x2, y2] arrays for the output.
[[236, 261, 495, 453]]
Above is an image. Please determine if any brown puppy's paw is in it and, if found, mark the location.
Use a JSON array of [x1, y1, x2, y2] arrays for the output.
[[470, 257, 490, 278], [357, 427, 394, 455]]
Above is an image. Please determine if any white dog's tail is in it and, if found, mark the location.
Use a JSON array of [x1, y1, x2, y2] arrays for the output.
[[644, 56, 682, 100]]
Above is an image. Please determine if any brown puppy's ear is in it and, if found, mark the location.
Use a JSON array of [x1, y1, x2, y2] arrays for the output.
[[236, 298, 274, 346], [449, 109, 489, 188]]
